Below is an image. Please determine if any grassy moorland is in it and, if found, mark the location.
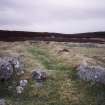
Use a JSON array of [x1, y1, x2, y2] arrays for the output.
[[0, 41, 105, 105]]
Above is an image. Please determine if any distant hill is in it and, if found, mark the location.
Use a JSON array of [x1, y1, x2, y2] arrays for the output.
[[0, 30, 105, 43]]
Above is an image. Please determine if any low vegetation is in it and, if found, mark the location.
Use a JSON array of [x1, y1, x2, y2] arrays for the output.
[[0, 41, 105, 105], [28, 47, 72, 71]]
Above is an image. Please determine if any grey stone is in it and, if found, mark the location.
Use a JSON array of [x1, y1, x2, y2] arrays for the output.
[[32, 69, 47, 82], [0, 56, 24, 80], [0, 59, 13, 80], [19, 80, 28, 88], [0, 99, 6, 105], [77, 64, 105, 84], [3, 56, 25, 76], [16, 86, 24, 94]]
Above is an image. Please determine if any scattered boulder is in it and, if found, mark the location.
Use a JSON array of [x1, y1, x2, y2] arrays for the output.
[[0, 99, 6, 105], [0, 58, 13, 80], [16, 86, 24, 94], [16, 80, 28, 94], [3, 56, 25, 76], [77, 62, 105, 84], [19, 80, 28, 88], [32, 69, 47, 82], [0, 56, 24, 80]]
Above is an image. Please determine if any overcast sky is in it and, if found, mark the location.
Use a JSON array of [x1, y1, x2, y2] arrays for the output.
[[0, 0, 105, 34]]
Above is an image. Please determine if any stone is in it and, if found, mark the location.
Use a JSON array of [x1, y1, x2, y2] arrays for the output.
[[5, 57, 25, 76], [0, 56, 24, 80], [16, 86, 24, 94], [0, 99, 6, 105], [77, 63, 105, 84], [32, 69, 47, 82], [16, 80, 28, 94], [19, 80, 28, 88], [0, 59, 13, 80]]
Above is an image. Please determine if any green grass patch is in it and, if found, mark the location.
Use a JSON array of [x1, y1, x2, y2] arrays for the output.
[[28, 47, 72, 71], [27, 47, 105, 105], [1, 46, 105, 105]]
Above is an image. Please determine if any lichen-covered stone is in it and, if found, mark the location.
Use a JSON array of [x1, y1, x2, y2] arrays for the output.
[[0, 99, 6, 105], [19, 80, 28, 88], [0, 56, 24, 80], [77, 64, 105, 84], [16, 86, 24, 94], [32, 69, 47, 82], [0, 59, 13, 80], [3, 56, 24, 76]]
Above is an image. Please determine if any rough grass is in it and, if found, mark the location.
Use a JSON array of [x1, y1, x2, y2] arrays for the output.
[[0, 41, 105, 105], [27, 46, 105, 105], [28, 47, 72, 71]]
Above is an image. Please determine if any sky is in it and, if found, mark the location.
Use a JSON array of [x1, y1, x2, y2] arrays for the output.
[[0, 0, 105, 34]]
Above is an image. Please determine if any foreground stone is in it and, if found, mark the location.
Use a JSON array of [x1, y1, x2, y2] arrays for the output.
[[19, 80, 28, 88], [0, 58, 13, 80], [77, 63, 105, 84], [3, 56, 24, 76], [32, 69, 47, 83], [16, 86, 24, 94], [0, 99, 6, 105], [0, 56, 24, 80]]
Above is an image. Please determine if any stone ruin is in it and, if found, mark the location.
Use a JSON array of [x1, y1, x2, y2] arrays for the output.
[[0, 56, 24, 81], [77, 61, 105, 85]]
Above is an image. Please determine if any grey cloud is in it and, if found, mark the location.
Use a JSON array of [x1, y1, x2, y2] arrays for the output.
[[0, 0, 105, 33]]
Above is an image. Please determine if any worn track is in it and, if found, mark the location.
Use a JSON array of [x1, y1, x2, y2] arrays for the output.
[[0, 30, 105, 43]]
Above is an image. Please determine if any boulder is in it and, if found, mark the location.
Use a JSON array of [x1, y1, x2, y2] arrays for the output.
[[16, 86, 24, 94], [0, 99, 6, 105], [3, 56, 24, 76], [77, 63, 105, 84], [0, 59, 13, 80], [19, 80, 28, 88], [32, 69, 47, 82], [0, 56, 24, 80]]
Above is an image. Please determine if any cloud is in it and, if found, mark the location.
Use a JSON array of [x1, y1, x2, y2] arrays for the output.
[[0, 0, 105, 33]]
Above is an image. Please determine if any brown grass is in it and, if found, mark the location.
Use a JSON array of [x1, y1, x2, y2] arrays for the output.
[[0, 41, 105, 105]]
